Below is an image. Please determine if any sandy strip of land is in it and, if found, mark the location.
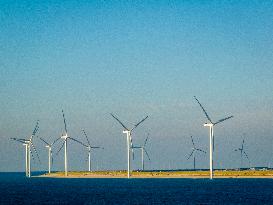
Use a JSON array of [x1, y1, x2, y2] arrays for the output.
[[38, 171, 273, 179]]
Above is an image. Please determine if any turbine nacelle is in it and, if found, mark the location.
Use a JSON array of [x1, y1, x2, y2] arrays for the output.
[[24, 140, 31, 145], [123, 130, 130, 134], [204, 123, 213, 127], [61, 134, 68, 139]]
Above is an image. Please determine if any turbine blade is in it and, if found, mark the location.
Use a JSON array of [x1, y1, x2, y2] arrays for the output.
[[213, 116, 233, 125], [187, 150, 194, 160], [10, 138, 26, 143], [68, 137, 87, 147], [91, 146, 100, 149], [82, 130, 91, 147], [194, 96, 213, 123], [144, 148, 151, 161], [56, 141, 65, 156], [110, 113, 129, 131], [190, 136, 195, 147], [52, 137, 61, 146], [31, 120, 39, 138], [39, 137, 49, 146], [242, 139, 245, 150], [132, 116, 148, 131], [30, 142, 41, 164], [129, 134, 133, 147], [131, 147, 134, 160], [243, 151, 250, 161], [29, 149, 35, 161], [10, 137, 23, 141], [130, 136, 134, 160], [143, 134, 149, 147], [62, 110, 68, 134], [196, 148, 206, 154], [17, 138, 27, 141]]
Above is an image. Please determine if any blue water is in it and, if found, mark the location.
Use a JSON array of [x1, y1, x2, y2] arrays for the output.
[[1, 173, 273, 204]]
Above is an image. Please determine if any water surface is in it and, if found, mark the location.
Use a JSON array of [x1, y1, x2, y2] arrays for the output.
[[0, 172, 273, 204]]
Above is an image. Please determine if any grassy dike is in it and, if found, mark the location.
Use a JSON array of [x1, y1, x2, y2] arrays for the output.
[[40, 170, 273, 178]]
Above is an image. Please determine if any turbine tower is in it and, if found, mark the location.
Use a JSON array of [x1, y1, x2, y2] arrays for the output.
[[235, 139, 250, 170], [186, 136, 206, 170], [11, 120, 40, 177], [39, 137, 60, 174], [62, 110, 68, 176], [194, 96, 233, 179], [110, 113, 148, 178], [82, 129, 102, 172], [132, 133, 151, 171]]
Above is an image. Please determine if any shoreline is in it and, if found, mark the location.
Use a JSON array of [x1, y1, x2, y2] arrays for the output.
[[38, 170, 273, 179]]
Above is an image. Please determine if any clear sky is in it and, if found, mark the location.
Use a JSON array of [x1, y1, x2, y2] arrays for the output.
[[1, 1, 273, 172]]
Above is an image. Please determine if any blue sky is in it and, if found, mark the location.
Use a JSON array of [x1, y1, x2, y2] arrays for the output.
[[0, 1, 273, 172]]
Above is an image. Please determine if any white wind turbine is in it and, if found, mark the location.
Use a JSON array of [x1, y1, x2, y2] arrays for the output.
[[55, 110, 86, 176], [194, 96, 233, 179], [187, 136, 206, 170], [39, 137, 61, 174], [11, 120, 40, 177], [110, 113, 148, 178], [132, 133, 151, 171], [82, 130, 102, 172], [11, 139, 30, 177], [235, 138, 250, 170]]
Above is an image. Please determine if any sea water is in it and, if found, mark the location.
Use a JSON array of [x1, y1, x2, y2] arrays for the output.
[[0, 172, 273, 204]]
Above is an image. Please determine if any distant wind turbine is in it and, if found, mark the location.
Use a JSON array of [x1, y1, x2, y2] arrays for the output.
[[235, 139, 250, 169], [55, 110, 86, 176], [187, 136, 206, 170], [194, 96, 233, 179], [11, 120, 40, 177], [39, 137, 61, 174], [82, 129, 102, 172], [132, 133, 151, 171], [110, 113, 148, 178]]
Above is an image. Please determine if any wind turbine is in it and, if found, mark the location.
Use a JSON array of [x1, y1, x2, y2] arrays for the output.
[[235, 139, 250, 170], [110, 113, 148, 178], [56, 110, 86, 176], [82, 129, 102, 172], [194, 96, 233, 179], [132, 133, 151, 171], [39, 137, 61, 174], [187, 136, 206, 170], [11, 138, 29, 177], [11, 120, 40, 177]]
